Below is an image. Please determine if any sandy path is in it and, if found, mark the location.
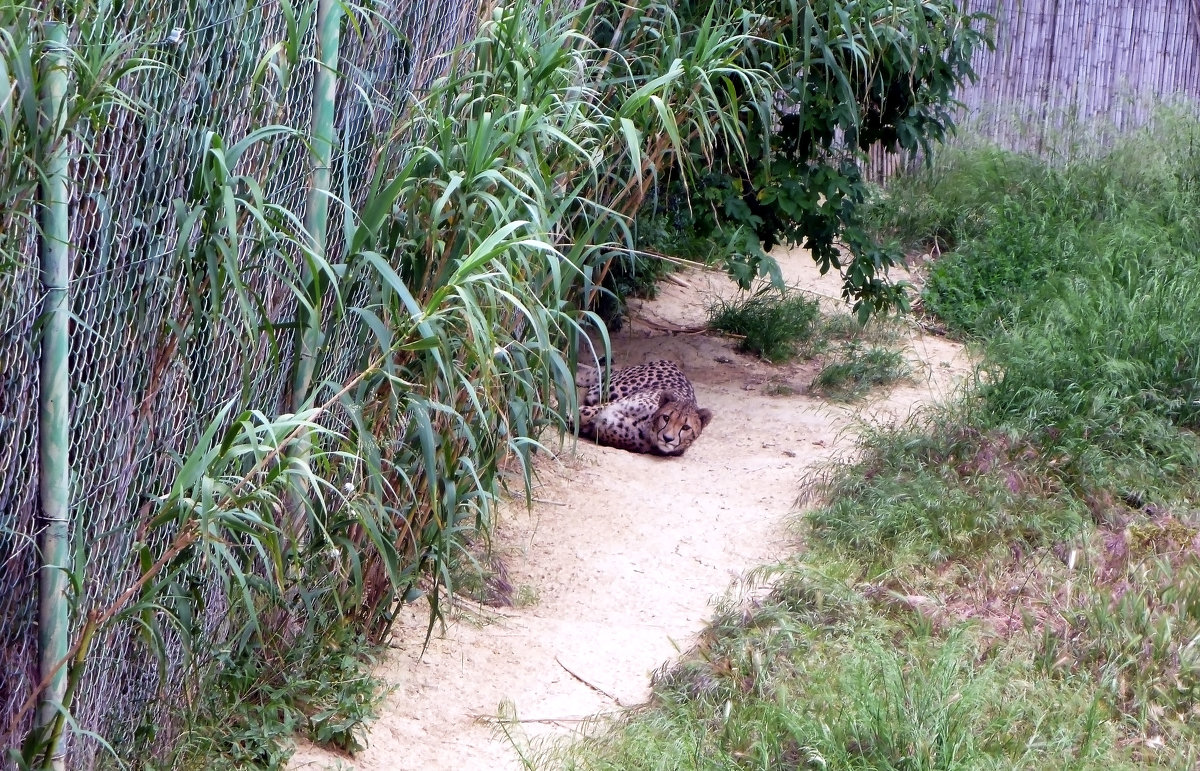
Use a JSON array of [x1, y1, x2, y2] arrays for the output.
[[289, 249, 969, 770]]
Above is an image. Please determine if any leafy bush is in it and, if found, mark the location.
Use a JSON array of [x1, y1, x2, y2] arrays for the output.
[[638, 0, 992, 318], [172, 623, 384, 769], [7, 0, 787, 764]]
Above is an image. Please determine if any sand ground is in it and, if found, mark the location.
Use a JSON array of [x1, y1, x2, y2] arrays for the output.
[[288, 248, 969, 770]]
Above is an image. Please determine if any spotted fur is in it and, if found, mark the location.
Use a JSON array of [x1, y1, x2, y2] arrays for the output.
[[573, 360, 713, 456]]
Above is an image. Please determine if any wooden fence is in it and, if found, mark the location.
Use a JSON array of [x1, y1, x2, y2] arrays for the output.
[[868, 0, 1200, 176], [962, 0, 1200, 151]]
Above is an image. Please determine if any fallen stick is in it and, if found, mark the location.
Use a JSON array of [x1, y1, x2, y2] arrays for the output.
[[556, 656, 624, 706], [634, 317, 709, 334], [472, 713, 619, 725]]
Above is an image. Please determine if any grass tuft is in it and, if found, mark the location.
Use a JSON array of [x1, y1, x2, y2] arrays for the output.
[[810, 343, 912, 401], [707, 288, 821, 362]]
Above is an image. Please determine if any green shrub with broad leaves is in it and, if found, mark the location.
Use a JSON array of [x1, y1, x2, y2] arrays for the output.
[[637, 0, 993, 319]]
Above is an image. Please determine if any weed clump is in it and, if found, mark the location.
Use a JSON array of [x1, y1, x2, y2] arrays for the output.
[[173, 622, 385, 768], [811, 343, 912, 401], [707, 289, 821, 362]]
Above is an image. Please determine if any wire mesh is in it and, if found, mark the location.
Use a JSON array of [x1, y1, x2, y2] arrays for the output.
[[0, 230, 41, 764], [1, 0, 478, 766]]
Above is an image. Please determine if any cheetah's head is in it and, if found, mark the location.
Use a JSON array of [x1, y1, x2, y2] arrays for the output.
[[650, 392, 713, 456]]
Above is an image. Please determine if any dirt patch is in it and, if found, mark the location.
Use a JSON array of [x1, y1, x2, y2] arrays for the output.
[[288, 248, 970, 770]]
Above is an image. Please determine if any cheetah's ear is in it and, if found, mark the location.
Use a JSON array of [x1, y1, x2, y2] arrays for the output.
[[697, 407, 713, 428], [657, 391, 678, 407]]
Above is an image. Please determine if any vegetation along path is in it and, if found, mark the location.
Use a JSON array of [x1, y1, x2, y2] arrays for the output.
[[289, 249, 970, 770]]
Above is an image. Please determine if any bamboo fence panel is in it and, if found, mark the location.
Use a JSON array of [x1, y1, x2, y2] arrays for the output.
[[869, 0, 1200, 179], [956, 0, 1200, 156]]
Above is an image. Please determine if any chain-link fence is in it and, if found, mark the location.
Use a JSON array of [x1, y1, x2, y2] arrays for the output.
[[1, 0, 478, 766]]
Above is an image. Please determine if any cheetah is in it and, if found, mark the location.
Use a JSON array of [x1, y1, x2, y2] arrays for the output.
[[574, 359, 713, 456]]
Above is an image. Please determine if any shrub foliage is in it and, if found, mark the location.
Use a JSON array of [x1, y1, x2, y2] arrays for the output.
[[638, 0, 992, 318]]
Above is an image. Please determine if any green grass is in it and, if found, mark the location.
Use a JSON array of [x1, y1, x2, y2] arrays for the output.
[[811, 342, 912, 401], [868, 108, 1200, 347], [707, 288, 822, 362], [547, 421, 1200, 767], [818, 311, 902, 344], [546, 113, 1200, 770], [552, 563, 1130, 770]]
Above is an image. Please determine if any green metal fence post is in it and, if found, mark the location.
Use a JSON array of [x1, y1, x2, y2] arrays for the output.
[[291, 0, 342, 411], [35, 20, 72, 771], [284, 0, 342, 538]]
